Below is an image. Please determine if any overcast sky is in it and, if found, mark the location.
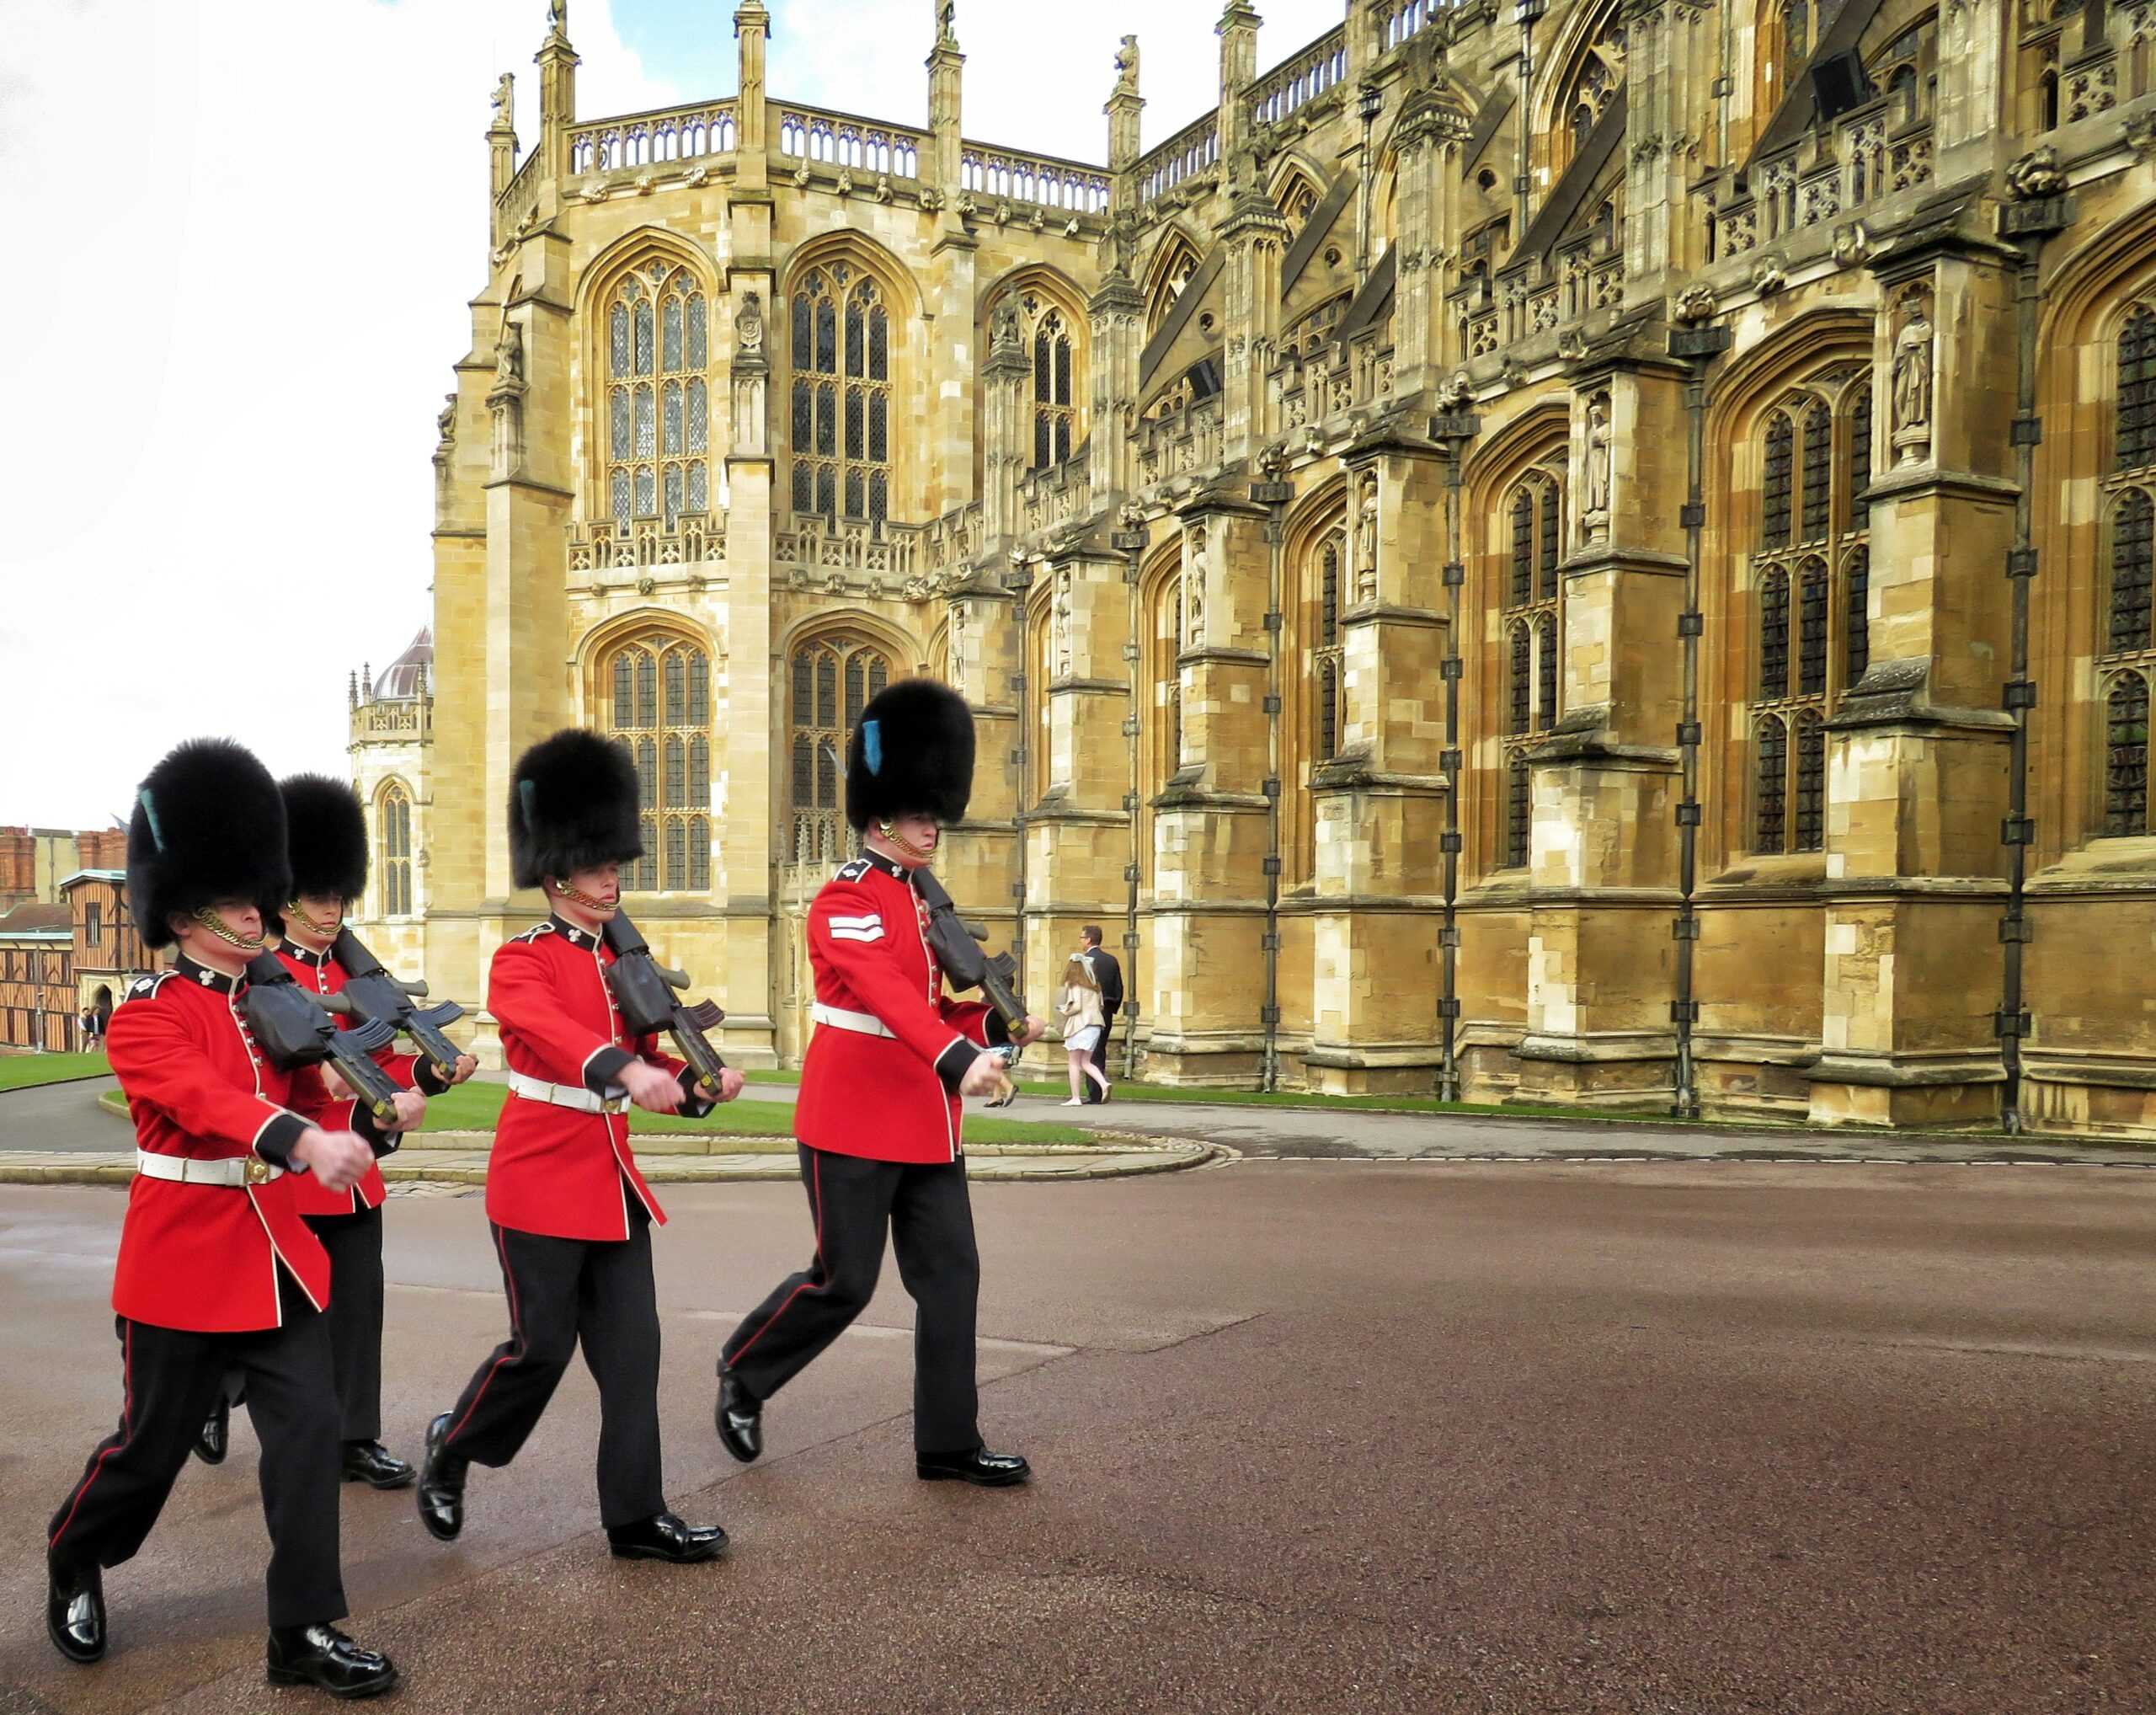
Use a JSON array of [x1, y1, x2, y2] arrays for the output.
[[0, 0, 1343, 830]]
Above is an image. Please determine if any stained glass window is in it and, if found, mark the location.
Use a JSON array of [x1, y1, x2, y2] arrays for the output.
[[2111, 489, 2154, 655], [602, 268, 708, 528], [788, 636, 894, 858], [1801, 400, 1833, 542], [792, 269, 891, 521], [2105, 673, 2149, 836], [1798, 558, 1829, 697], [1536, 616, 1558, 733], [1505, 756, 1531, 868], [1315, 537, 1343, 761], [1845, 547, 1870, 687], [1755, 716, 1788, 854], [1794, 712, 1825, 852], [607, 638, 715, 891], [1763, 413, 1794, 548], [377, 784, 413, 916], [1509, 622, 1533, 735], [2121, 308, 2156, 473], [1759, 569, 1790, 699]]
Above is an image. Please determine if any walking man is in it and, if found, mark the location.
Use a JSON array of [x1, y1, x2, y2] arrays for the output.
[[417, 729, 743, 1562], [715, 679, 1045, 1485], [270, 773, 478, 1489], [1077, 924, 1123, 1101], [45, 738, 400, 1696]]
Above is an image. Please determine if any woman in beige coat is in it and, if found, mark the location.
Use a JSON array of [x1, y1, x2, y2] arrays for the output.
[[1056, 954, 1112, 1106]]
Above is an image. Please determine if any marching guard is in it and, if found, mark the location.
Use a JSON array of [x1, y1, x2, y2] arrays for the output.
[[270, 773, 478, 1488], [715, 680, 1045, 1485], [416, 729, 744, 1561], [45, 740, 399, 1696]]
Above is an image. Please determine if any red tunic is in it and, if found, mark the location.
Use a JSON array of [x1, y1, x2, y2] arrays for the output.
[[270, 940, 429, 1216], [486, 916, 703, 1242], [105, 959, 340, 1333], [793, 852, 1001, 1165]]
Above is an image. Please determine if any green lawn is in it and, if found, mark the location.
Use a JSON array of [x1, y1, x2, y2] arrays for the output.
[[414, 1082, 1090, 1146], [0, 1052, 109, 1092]]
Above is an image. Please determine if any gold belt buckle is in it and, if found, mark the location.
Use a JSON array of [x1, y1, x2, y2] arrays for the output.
[[243, 1156, 275, 1186]]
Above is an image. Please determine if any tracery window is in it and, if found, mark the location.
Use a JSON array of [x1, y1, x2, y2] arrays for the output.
[[1313, 535, 1345, 761], [1750, 371, 1872, 853], [790, 266, 891, 523], [787, 634, 891, 864], [1160, 576, 1185, 777], [377, 783, 413, 916], [1027, 302, 1077, 469], [1499, 466, 1565, 863], [1556, 19, 1628, 167], [606, 637, 712, 891], [606, 264, 709, 528], [2099, 307, 2156, 835]]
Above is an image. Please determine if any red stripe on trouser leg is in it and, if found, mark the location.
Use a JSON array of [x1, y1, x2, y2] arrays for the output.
[[447, 1226, 526, 1446], [51, 1322, 135, 1551], [727, 1151, 825, 1367]]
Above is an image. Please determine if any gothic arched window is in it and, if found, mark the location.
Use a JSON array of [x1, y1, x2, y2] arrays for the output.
[[606, 263, 709, 528], [1748, 375, 1872, 853], [2105, 672, 2151, 836], [1033, 311, 1075, 468], [377, 783, 413, 916], [606, 636, 712, 891], [790, 266, 892, 523], [1499, 464, 1564, 861], [787, 634, 892, 863]]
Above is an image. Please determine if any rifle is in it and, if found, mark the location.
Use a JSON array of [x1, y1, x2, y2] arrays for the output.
[[600, 912, 730, 1102], [328, 927, 467, 1087], [911, 868, 1027, 1108], [241, 954, 405, 1129]]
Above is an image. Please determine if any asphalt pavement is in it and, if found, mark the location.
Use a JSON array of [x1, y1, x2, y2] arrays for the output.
[[1, 1158, 2152, 1712]]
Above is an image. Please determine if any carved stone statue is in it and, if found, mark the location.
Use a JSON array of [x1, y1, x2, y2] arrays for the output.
[[495, 318, 525, 387], [2005, 145, 2066, 201], [735, 290, 766, 361], [1892, 297, 1935, 458], [1183, 526, 1207, 646], [937, 1, 958, 47], [1434, 371, 1472, 413], [1353, 472, 1379, 585], [490, 73, 514, 129], [547, 0, 568, 34], [990, 297, 1022, 355], [1052, 568, 1074, 676], [1113, 34, 1140, 96], [436, 392, 457, 445], [1584, 395, 1614, 519], [1672, 283, 1719, 325]]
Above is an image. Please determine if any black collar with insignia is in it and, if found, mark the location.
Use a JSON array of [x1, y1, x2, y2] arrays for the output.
[[548, 913, 600, 949], [280, 939, 333, 968], [857, 849, 910, 883], [174, 954, 243, 996]]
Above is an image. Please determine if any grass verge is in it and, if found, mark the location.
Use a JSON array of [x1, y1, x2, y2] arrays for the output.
[[0, 1052, 109, 1093]]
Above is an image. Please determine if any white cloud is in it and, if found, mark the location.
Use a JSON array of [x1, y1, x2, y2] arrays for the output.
[[0, 0, 1348, 829]]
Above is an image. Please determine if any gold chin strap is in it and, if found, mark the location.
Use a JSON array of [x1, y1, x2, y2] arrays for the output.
[[286, 901, 342, 940], [191, 907, 265, 952], [551, 878, 616, 913], [878, 820, 936, 862]]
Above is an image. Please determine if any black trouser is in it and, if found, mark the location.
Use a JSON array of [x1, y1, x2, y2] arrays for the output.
[[48, 1277, 345, 1629], [440, 1203, 664, 1529], [304, 1203, 385, 1445], [723, 1146, 980, 1455]]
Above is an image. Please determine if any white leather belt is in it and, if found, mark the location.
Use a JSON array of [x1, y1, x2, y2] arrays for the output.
[[135, 1150, 281, 1187], [811, 1002, 895, 1039], [508, 1070, 629, 1114]]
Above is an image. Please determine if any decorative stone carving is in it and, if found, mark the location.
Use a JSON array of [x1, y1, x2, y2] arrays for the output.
[[732, 291, 769, 457], [435, 392, 457, 448], [1114, 34, 1139, 97], [491, 73, 514, 128], [736, 290, 765, 358], [1672, 283, 1719, 323], [1890, 290, 1935, 466], [1750, 254, 1787, 296], [2004, 145, 2067, 200], [494, 319, 525, 387], [1434, 371, 1473, 412], [1832, 222, 1872, 266]]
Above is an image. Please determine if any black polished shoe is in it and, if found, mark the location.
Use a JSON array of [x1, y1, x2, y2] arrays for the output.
[[194, 1396, 229, 1465], [606, 1510, 728, 1563], [714, 1367, 762, 1463], [915, 1445, 1032, 1487], [45, 1557, 104, 1664], [266, 1623, 398, 1699], [340, 1440, 416, 1491], [414, 1413, 466, 1542]]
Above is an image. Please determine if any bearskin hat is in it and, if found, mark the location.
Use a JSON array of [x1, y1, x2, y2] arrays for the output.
[[844, 678, 974, 832], [280, 773, 370, 903], [509, 729, 643, 890], [127, 739, 292, 950]]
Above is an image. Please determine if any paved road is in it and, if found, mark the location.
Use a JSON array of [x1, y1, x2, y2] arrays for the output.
[[1, 1160, 2152, 1712], [8, 1069, 2155, 1167]]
